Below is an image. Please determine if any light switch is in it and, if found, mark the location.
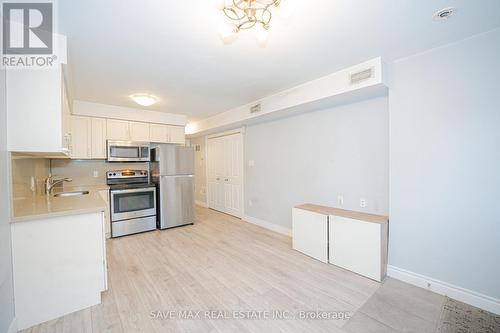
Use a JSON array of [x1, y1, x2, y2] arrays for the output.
[[248, 160, 255, 167], [93, 170, 99, 178]]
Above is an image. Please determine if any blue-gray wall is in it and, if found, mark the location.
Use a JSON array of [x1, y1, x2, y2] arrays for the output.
[[389, 28, 500, 298], [244, 96, 389, 228], [0, 69, 16, 331]]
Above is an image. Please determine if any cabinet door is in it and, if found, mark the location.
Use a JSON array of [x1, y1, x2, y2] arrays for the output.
[[61, 81, 71, 156], [129, 122, 150, 141], [292, 208, 328, 263], [329, 216, 384, 281], [106, 119, 130, 141], [150, 124, 168, 143], [91, 118, 107, 159], [98, 190, 111, 239], [70, 116, 91, 159], [167, 125, 185, 144]]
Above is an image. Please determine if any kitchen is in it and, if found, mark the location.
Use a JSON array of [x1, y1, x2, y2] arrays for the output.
[[1, 1, 500, 333], [8, 94, 196, 329]]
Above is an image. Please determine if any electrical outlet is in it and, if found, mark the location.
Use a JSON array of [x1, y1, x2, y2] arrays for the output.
[[360, 198, 367, 208], [248, 160, 255, 167], [248, 199, 253, 207], [93, 170, 99, 178], [337, 195, 344, 206]]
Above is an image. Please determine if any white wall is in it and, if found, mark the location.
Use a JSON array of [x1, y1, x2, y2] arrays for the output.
[[1, 69, 16, 332], [389, 28, 500, 300], [244, 96, 389, 229]]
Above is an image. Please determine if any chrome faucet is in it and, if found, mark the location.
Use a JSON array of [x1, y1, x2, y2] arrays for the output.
[[45, 174, 73, 195]]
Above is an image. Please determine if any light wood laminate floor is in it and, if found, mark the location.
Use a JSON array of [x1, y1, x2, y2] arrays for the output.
[[22, 206, 446, 333]]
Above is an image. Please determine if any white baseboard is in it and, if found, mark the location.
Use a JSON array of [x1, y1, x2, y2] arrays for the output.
[[7, 317, 17, 333], [387, 265, 500, 315], [195, 200, 208, 208], [243, 215, 292, 237]]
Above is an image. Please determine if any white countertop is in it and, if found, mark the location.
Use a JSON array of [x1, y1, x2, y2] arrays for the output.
[[11, 184, 110, 223]]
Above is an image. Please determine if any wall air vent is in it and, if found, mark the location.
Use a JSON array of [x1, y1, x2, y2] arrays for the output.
[[350, 67, 374, 85], [250, 104, 262, 114]]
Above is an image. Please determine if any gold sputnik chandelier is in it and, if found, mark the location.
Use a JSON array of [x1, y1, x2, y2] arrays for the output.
[[218, 0, 289, 47], [223, 0, 280, 31]]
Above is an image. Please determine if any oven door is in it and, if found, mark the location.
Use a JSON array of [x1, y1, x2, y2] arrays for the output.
[[110, 187, 156, 221]]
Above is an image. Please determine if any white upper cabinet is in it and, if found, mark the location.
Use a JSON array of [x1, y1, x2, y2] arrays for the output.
[[129, 122, 150, 142], [150, 124, 185, 144], [150, 124, 168, 143], [91, 118, 107, 159], [70, 116, 108, 159], [70, 116, 91, 159], [7, 65, 71, 155], [106, 119, 130, 141], [167, 125, 185, 144]]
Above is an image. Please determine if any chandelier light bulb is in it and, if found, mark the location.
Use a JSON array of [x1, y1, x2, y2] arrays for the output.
[[218, 21, 238, 44], [255, 25, 269, 48], [214, 0, 227, 10]]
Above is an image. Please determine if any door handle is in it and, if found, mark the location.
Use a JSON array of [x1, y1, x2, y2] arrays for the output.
[[216, 178, 220, 181], [225, 179, 229, 181]]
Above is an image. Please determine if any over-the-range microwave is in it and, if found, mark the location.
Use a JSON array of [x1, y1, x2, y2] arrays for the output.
[[107, 140, 151, 162]]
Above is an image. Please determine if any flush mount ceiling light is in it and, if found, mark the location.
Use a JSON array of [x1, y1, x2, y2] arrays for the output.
[[217, 0, 284, 47], [433, 7, 456, 21], [130, 94, 158, 107]]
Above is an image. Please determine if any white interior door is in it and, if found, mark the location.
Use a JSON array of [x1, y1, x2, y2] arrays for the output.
[[207, 132, 243, 218]]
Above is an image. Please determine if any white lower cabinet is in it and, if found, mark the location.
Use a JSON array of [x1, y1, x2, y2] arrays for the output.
[[292, 208, 328, 263], [329, 216, 388, 282], [98, 190, 111, 239], [11, 212, 107, 330], [292, 204, 388, 282]]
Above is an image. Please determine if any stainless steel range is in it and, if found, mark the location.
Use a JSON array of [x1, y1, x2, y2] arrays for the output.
[[107, 170, 156, 238]]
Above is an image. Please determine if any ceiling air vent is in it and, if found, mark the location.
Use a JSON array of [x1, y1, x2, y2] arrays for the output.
[[350, 67, 374, 85], [250, 104, 262, 114]]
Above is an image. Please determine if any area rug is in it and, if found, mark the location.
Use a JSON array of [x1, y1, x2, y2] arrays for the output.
[[435, 297, 500, 333]]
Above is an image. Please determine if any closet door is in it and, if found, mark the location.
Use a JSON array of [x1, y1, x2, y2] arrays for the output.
[[207, 137, 222, 211], [222, 134, 242, 217], [207, 132, 243, 217]]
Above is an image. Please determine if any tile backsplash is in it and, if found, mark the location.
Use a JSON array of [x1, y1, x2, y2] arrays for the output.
[[11, 157, 149, 198], [50, 160, 149, 186], [11, 157, 50, 198]]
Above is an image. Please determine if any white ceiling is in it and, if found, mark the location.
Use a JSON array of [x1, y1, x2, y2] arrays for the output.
[[59, 0, 500, 121]]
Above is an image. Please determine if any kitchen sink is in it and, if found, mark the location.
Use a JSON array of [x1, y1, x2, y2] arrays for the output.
[[53, 190, 90, 198]]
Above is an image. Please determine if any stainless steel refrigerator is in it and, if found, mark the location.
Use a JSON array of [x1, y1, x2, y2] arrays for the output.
[[151, 144, 195, 229]]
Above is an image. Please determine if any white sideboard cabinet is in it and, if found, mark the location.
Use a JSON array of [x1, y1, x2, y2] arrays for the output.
[[292, 204, 389, 282]]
